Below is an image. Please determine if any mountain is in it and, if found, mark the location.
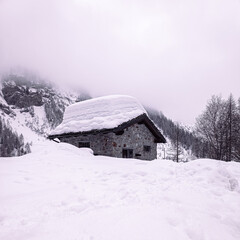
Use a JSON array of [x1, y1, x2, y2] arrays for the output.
[[0, 71, 90, 156]]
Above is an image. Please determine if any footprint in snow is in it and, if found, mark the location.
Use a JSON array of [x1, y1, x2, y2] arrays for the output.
[[166, 217, 180, 227], [135, 171, 147, 177], [68, 204, 88, 214], [0, 215, 5, 225]]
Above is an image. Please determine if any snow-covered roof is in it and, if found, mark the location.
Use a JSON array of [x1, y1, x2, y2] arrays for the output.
[[50, 95, 147, 135]]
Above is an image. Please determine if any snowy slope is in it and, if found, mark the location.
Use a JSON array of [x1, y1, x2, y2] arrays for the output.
[[157, 137, 196, 162], [0, 141, 240, 240], [51, 95, 146, 135], [0, 73, 89, 156], [2, 107, 46, 144], [1, 72, 87, 135], [0, 83, 12, 114], [0, 90, 7, 106]]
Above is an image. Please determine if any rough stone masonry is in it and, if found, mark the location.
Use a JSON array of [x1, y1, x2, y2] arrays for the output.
[[58, 122, 156, 160]]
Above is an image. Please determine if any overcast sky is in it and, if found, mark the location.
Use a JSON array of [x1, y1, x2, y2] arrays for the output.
[[0, 0, 239, 124]]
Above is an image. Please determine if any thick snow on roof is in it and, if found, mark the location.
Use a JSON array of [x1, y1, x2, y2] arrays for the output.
[[50, 95, 147, 135]]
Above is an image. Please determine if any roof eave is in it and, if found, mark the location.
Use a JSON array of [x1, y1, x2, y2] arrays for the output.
[[48, 113, 166, 143]]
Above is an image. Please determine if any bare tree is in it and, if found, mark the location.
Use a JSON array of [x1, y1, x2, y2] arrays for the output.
[[196, 95, 226, 160], [232, 98, 240, 161], [169, 124, 183, 162], [225, 94, 235, 161], [196, 94, 240, 161]]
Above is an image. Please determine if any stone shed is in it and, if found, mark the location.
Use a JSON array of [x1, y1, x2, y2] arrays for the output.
[[48, 95, 166, 160]]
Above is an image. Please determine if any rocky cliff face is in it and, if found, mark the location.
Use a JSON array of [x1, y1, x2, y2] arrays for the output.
[[2, 78, 45, 108], [3, 75, 65, 128], [0, 72, 91, 156], [1, 73, 90, 130]]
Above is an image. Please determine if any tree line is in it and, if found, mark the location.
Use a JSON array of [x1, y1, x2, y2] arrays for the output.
[[0, 116, 31, 157], [147, 108, 202, 161], [147, 94, 240, 162], [195, 94, 240, 161]]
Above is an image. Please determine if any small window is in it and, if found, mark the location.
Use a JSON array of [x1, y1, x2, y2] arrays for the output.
[[78, 141, 90, 148], [144, 145, 151, 152], [122, 149, 133, 158], [115, 130, 124, 135]]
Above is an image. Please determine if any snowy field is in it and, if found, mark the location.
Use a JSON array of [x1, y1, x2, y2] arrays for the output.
[[1, 141, 240, 240]]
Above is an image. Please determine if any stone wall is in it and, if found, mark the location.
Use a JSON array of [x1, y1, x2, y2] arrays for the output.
[[59, 123, 157, 160], [111, 123, 157, 160], [59, 132, 115, 157]]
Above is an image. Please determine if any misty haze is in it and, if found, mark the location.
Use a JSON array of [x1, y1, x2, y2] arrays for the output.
[[0, 1, 240, 240]]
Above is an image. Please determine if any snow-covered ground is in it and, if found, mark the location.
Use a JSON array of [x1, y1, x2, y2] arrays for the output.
[[0, 141, 240, 240]]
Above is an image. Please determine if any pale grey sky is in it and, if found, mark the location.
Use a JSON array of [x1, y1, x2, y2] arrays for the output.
[[0, 0, 240, 124]]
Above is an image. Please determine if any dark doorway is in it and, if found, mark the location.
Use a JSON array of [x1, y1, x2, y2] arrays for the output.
[[78, 141, 90, 148], [144, 145, 151, 152], [122, 149, 133, 158]]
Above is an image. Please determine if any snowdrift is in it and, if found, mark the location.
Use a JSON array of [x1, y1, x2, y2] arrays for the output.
[[0, 141, 240, 240]]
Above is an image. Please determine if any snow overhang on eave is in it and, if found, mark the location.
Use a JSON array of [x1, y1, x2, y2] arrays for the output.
[[48, 113, 166, 143]]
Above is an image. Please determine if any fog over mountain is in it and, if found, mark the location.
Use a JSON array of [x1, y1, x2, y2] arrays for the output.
[[0, 0, 240, 124]]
